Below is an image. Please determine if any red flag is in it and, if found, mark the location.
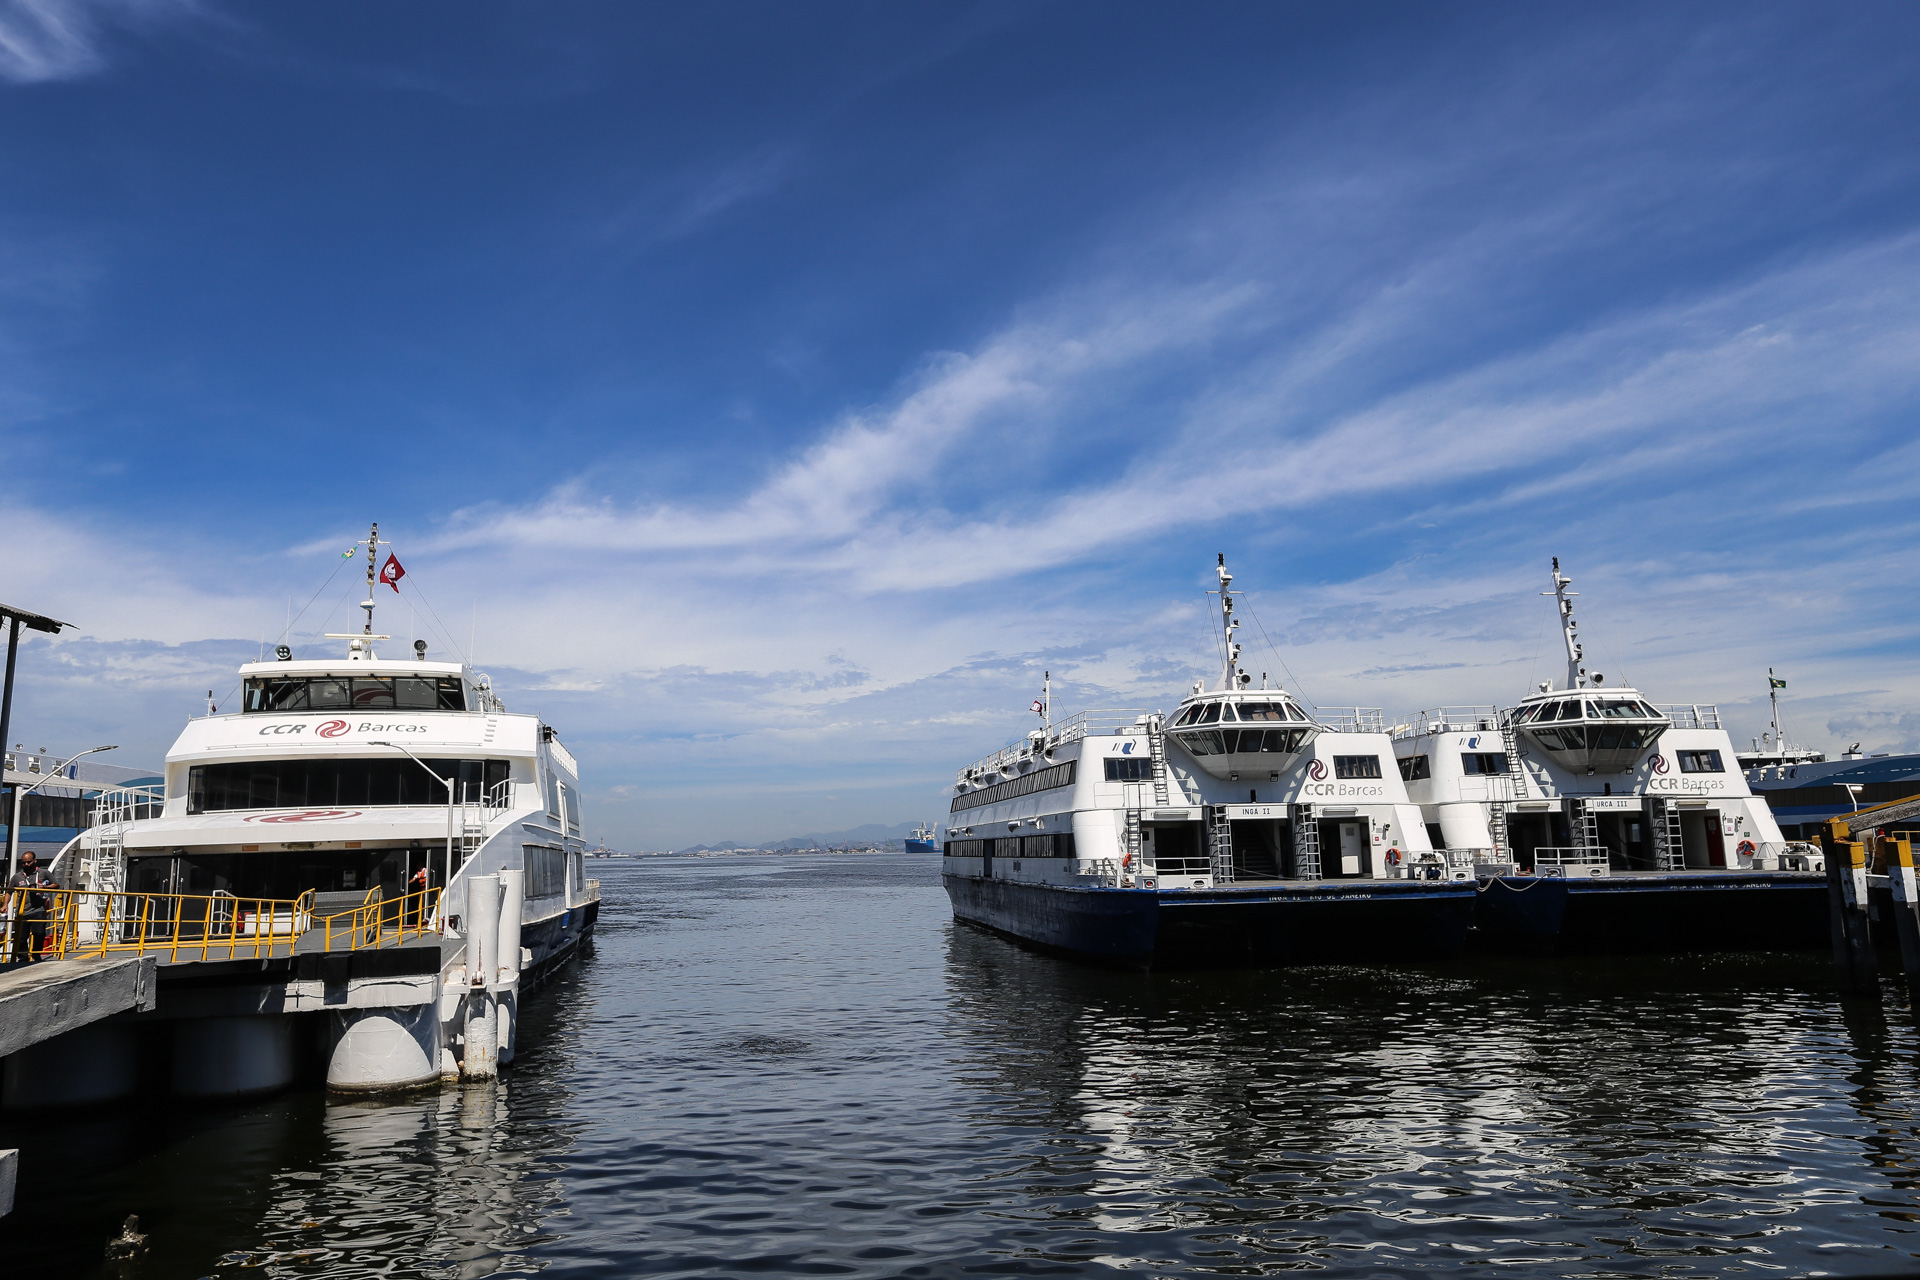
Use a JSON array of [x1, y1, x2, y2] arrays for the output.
[[379, 553, 406, 593], [1030, 699, 1045, 715]]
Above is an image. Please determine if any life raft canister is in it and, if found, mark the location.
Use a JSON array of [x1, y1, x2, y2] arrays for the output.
[[1736, 839, 1757, 858]]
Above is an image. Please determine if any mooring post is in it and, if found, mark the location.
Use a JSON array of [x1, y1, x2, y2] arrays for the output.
[[1883, 836, 1920, 1016], [1823, 824, 1877, 993]]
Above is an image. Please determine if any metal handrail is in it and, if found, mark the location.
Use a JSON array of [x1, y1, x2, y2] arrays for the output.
[[1533, 845, 1610, 866], [1653, 703, 1722, 730], [10, 888, 316, 963], [1390, 708, 1503, 739], [957, 709, 1159, 780], [317, 885, 444, 951], [1313, 708, 1387, 734]]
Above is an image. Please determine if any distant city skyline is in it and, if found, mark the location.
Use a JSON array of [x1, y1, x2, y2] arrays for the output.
[[1, 3, 1916, 846]]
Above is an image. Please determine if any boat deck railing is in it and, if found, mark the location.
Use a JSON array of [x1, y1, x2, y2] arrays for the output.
[[1533, 845, 1611, 873], [1653, 703, 1722, 730], [1312, 707, 1387, 735], [4, 885, 443, 965], [956, 709, 1159, 781], [1390, 708, 1502, 740]]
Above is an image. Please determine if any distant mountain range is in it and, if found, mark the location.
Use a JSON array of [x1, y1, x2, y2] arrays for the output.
[[672, 820, 936, 854]]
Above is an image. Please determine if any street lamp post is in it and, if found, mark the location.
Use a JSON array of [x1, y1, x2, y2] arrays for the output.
[[369, 741, 458, 924], [8, 745, 118, 881]]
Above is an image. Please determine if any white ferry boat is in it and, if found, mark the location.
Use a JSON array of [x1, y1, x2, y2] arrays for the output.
[[1387, 559, 1825, 951], [941, 556, 1476, 968], [54, 530, 600, 1089]]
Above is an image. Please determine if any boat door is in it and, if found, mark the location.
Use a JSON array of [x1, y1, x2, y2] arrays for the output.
[[1229, 818, 1287, 879], [1319, 818, 1372, 878]]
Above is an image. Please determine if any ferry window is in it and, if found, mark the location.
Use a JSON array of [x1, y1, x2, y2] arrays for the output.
[[1199, 703, 1223, 725], [1105, 757, 1154, 781], [1181, 731, 1226, 756], [1228, 729, 1307, 754], [524, 845, 567, 898], [1595, 700, 1650, 720], [243, 676, 465, 713], [1398, 755, 1430, 781], [188, 758, 508, 813], [1333, 755, 1383, 779], [1236, 703, 1289, 722], [1175, 705, 1204, 727], [1678, 750, 1724, 773], [1556, 701, 1585, 721], [546, 774, 562, 818], [562, 784, 581, 833], [1461, 753, 1509, 775]]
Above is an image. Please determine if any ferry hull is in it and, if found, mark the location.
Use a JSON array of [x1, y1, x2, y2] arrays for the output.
[[521, 899, 601, 981], [905, 839, 939, 853], [943, 873, 1476, 969], [1473, 871, 1829, 954]]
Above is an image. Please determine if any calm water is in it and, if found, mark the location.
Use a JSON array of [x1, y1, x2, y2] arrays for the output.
[[5, 854, 1920, 1278]]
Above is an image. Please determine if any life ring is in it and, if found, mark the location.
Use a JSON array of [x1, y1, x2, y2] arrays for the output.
[[1736, 839, 1757, 858], [1385, 847, 1402, 867]]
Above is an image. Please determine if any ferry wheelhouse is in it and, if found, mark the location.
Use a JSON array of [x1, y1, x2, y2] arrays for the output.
[[940, 556, 1476, 968], [1388, 559, 1825, 952]]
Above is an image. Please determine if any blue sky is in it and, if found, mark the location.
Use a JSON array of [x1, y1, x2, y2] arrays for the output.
[[1, 2, 1916, 847]]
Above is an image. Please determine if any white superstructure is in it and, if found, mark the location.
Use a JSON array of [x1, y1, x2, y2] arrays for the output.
[[942, 556, 1451, 889], [1389, 559, 1794, 877]]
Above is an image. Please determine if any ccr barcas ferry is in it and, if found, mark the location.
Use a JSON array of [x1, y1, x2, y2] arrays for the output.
[[1388, 559, 1827, 953], [43, 529, 601, 1098], [941, 557, 1476, 969]]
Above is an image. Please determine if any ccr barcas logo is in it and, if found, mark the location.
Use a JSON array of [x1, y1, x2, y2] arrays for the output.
[[317, 720, 350, 738], [243, 809, 362, 824], [1649, 753, 1669, 774], [1307, 759, 1327, 781]]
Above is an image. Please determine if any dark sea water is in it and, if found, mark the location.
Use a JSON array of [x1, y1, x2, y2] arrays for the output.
[[5, 853, 1920, 1278]]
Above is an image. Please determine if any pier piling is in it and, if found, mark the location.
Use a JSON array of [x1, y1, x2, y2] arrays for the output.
[[1824, 827, 1878, 994]]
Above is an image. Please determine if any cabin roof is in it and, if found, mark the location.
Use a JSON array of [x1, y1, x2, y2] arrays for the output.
[[236, 659, 468, 678]]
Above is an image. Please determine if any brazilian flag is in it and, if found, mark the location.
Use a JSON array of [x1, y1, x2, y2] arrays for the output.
[[1770, 677, 1787, 689]]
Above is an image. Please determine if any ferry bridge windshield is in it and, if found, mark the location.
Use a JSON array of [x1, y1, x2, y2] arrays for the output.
[[187, 757, 509, 814], [244, 675, 467, 713]]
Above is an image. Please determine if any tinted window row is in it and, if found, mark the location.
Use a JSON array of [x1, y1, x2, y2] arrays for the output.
[[245, 675, 467, 713], [1512, 698, 1660, 724], [1528, 724, 1664, 753], [1397, 753, 1508, 780], [1677, 750, 1724, 773], [1333, 755, 1382, 779], [525, 845, 569, 898], [188, 758, 509, 814], [1180, 729, 1312, 757], [1173, 700, 1311, 727], [950, 760, 1078, 813], [1105, 757, 1154, 781], [943, 834, 1077, 859]]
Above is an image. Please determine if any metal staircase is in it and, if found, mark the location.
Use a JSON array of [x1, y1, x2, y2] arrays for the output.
[[1147, 715, 1170, 806], [1572, 798, 1599, 852], [1207, 805, 1235, 883], [1651, 797, 1684, 871], [1487, 803, 1511, 863], [1290, 803, 1320, 879], [1124, 807, 1143, 878]]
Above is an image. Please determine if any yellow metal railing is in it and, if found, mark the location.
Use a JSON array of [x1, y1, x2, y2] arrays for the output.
[[4, 884, 443, 964], [316, 885, 443, 951], [1, 888, 316, 963]]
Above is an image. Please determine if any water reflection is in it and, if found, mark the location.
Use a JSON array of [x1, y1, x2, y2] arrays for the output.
[[941, 920, 1920, 1273]]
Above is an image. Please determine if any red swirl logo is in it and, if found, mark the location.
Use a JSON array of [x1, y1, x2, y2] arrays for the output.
[[1650, 754, 1669, 774], [1307, 759, 1327, 781], [244, 809, 362, 823], [316, 720, 350, 738]]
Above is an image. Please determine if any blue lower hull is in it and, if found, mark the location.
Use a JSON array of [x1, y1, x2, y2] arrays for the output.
[[905, 839, 938, 853], [944, 873, 1476, 969], [1473, 872, 1828, 954], [520, 899, 601, 980]]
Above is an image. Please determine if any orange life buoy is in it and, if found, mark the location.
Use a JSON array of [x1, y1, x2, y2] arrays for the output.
[[1736, 839, 1757, 858], [1385, 847, 1402, 866]]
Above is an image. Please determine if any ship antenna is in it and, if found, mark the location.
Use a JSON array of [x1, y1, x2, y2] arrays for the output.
[[1043, 669, 1051, 739], [1769, 667, 1784, 750], [362, 521, 378, 638], [1216, 553, 1242, 692], [1543, 556, 1583, 690]]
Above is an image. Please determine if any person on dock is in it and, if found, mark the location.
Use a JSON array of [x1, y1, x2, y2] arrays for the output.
[[6, 851, 57, 963]]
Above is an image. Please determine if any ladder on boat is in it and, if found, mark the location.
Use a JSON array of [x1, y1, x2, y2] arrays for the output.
[[1651, 797, 1684, 871], [1290, 803, 1321, 879], [1571, 797, 1599, 855], [1147, 715, 1170, 806], [1207, 805, 1235, 883], [1124, 807, 1143, 879], [1491, 714, 1528, 863]]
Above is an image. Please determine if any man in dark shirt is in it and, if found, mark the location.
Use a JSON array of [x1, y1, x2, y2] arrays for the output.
[[6, 851, 56, 963]]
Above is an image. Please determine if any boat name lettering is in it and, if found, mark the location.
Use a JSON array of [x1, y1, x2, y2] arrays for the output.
[[1647, 777, 1726, 794], [354, 722, 429, 734], [1301, 783, 1386, 799], [258, 723, 308, 736]]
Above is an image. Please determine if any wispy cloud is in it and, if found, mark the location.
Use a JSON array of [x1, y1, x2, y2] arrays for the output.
[[0, 0, 190, 84]]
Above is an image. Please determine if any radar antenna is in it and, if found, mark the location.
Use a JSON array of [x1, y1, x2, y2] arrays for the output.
[[1543, 556, 1584, 690], [1213, 553, 1250, 692]]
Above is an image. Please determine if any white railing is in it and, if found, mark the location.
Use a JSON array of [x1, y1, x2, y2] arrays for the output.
[[956, 709, 1157, 784], [92, 784, 165, 827], [1390, 708, 1502, 740], [1074, 857, 1121, 886], [1313, 708, 1386, 734], [1534, 846, 1611, 877], [1655, 703, 1722, 730]]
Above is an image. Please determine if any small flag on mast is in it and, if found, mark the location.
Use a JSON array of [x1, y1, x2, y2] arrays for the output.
[[379, 553, 407, 593], [1030, 699, 1045, 716], [1769, 677, 1787, 689]]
